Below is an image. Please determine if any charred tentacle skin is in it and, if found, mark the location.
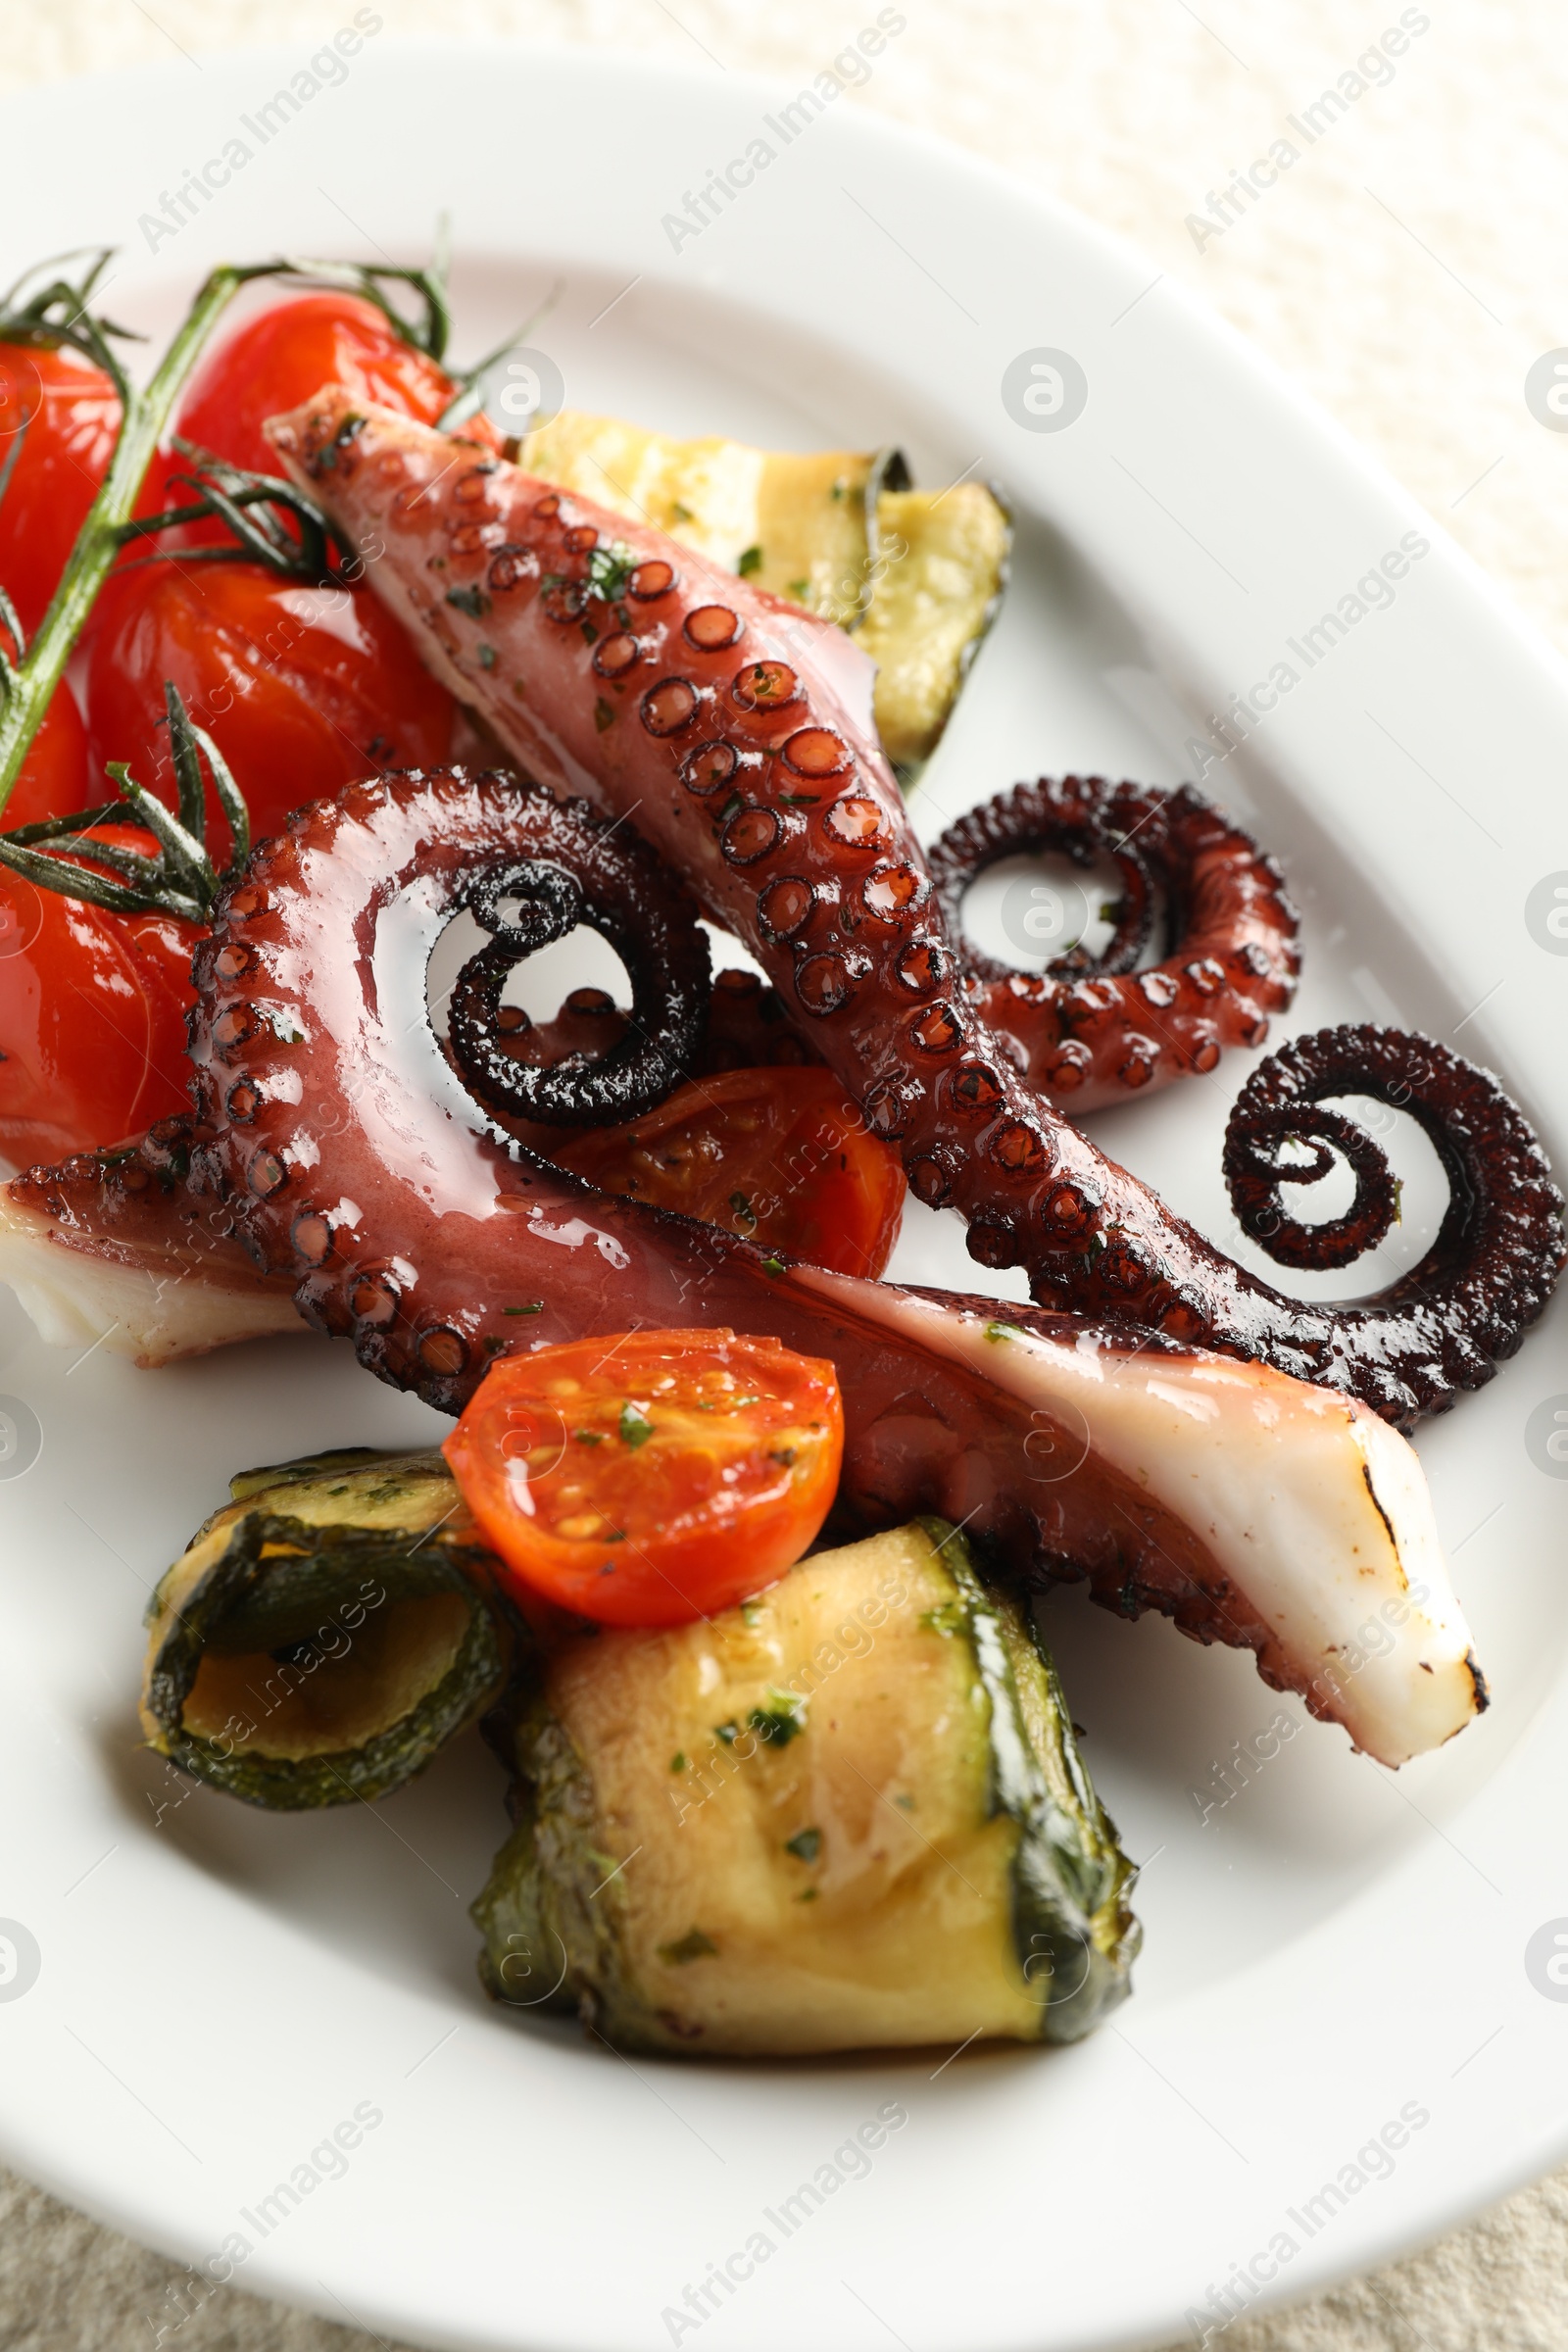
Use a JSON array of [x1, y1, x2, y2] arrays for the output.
[[1223, 1023, 1562, 1359], [268, 401, 1563, 1424], [444, 802, 710, 1126], [927, 775, 1300, 1109]]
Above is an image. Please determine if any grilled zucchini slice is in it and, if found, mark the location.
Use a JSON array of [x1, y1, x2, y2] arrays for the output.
[[515, 411, 1009, 774], [473, 1518, 1137, 2056], [140, 1449, 510, 1810]]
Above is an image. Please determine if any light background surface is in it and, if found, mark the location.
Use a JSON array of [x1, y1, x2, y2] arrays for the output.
[[1, 3, 1565, 2348]]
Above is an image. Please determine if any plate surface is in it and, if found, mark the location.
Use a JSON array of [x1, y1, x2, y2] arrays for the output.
[[3, 40, 1568, 2352]]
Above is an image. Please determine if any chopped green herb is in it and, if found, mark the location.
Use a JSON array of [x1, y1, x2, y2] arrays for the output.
[[741, 1598, 763, 1627], [737, 544, 762, 577], [316, 413, 366, 469], [478, 643, 497, 669], [619, 1400, 654, 1448], [671, 502, 695, 523], [780, 793, 820, 807], [483, 1335, 507, 1355], [796, 1886, 819, 1902], [659, 1928, 717, 1965], [445, 584, 488, 619], [893, 1792, 915, 1811], [594, 696, 615, 733], [749, 1691, 806, 1746], [786, 578, 810, 600], [573, 1428, 606, 1446], [503, 1301, 544, 1316], [585, 543, 639, 603], [718, 793, 743, 822], [579, 617, 599, 645], [768, 1446, 797, 1468], [760, 1254, 786, 1278], [985, 1320, 1023, 1345], [829, 481, 845, 502], [784, 1827, 821, 1864], [670, 1751, 688, 1774], [713, 1721, 738, 1746]]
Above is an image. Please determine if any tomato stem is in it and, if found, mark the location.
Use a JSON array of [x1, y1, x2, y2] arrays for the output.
[[0, 261, 282, 821], [0, 232, 484, 823]]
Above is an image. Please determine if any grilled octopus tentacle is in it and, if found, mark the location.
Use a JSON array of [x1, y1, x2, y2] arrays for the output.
[[442, 788, 710, 1126], [927, 774, 1300, 1109], [267, 395, 1564, 1427], [103, 760, 1473, 1767]]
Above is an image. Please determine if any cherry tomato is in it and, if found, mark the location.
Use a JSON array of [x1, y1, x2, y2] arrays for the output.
[[157, 290, 499, 499], [0, 825, 200, 1163], [0, 661, 92, 830], [546, 1067, 906, 1279], [78, 561, 455, 854], [0, 342, 121, 637], [444, 1330, 844, 1626]]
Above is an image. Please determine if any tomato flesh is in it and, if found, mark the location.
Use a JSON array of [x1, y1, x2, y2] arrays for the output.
[[0, 342, 121, 636], [0, 826, 200, 1163], [545, 1066, 905, 1278], [79, 561, 455, 854], [444, 1330, 844, 1626], [165, 290, 500, 490], [0, 665, 92, 829]]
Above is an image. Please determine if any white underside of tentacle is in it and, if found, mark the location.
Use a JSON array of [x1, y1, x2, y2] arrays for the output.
[[806, 1269, 1481, 1767]]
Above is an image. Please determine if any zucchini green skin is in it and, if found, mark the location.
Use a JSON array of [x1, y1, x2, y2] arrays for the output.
[[927, 1520, 1139, 2043], [473, 1518, 1138, 2055], [141, 1450, 511, 1810]]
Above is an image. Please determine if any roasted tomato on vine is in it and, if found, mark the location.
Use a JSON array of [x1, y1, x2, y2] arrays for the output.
[[0, 826, 199, 1163], [145, 288, 500, 524], [0, 652, 92, 830], [78, 561, 455, 854], [444, 1331, 845, 1626], [546, 1065, 906, 1279], [0, 342, 121, 636]]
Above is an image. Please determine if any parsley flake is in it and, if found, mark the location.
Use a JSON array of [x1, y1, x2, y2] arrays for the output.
[[659, 1928, 717, 1965], [618, 1400, 654, 1448]]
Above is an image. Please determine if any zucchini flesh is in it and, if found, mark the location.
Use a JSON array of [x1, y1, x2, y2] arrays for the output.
[[514, 411, 1010, 774], [140, 1450, 509, 1810], [473, 1519, 1137, 2055]]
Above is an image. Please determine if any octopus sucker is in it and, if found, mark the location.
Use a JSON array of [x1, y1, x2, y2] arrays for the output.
[[265, 393, 1564, 1426], [926, 773, 1300, 1108]]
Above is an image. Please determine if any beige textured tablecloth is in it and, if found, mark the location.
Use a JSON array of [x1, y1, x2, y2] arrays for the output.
[[2, 5, 1564, 2347]]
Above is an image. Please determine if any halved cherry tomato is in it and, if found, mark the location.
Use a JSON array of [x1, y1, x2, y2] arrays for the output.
[[151, 289, 500, 515], [546, 1067, 906, 1278], [0, 825, 199, 1163], [444, 1330, 844, 1626], [78, 560, 455, 855], [0, 342, 121, 636]]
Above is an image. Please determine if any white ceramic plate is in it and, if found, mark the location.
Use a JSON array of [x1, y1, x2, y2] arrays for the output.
[[3, 40, 1568, 2352]]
